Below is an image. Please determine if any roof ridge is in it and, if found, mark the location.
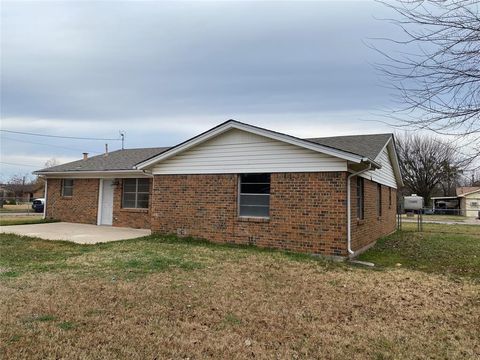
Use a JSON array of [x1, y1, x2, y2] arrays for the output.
[[305, 133, 392, 140]]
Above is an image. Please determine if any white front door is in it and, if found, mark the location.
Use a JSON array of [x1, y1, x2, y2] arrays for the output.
[[100, 179, 114, 225]]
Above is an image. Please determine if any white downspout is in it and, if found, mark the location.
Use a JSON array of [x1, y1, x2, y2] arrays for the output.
[[347, 163, 372, 256]]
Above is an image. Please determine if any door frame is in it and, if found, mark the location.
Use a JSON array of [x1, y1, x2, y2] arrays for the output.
[[97, 179, 114, 226]]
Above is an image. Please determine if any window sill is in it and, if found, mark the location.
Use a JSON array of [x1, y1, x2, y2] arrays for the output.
[[238, 216, 270, 223], [356, 219, 365, 225], [377, 216, 382, 221], [61, 196, 73, 199], [120, 208, 149, 213]]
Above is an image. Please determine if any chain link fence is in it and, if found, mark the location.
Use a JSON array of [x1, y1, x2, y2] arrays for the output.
[[0, 196, 43, 214]]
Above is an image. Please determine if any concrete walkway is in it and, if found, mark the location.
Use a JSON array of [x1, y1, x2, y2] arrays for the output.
[[0, 222, 151, 244]]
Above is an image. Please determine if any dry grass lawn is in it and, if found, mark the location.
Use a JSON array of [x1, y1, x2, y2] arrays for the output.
[[1, 227, 479, 359]]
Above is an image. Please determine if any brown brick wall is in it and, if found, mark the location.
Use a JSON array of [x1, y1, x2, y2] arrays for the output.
[[112, 178, 152, 229], [45, 178, 99, 224], [45, 174, 397, 255], [350, 176, 397, 252], [151, 172, 349, 256]]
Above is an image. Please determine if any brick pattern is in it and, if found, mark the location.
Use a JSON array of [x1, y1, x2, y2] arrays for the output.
[[45, 178, 99, 224], [112, 179, 152, 229], [350, 177, 397, 252], [151, 172, 349, 256]]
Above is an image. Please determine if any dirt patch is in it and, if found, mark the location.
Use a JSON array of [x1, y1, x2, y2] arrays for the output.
[[1, 255, 478, 359]]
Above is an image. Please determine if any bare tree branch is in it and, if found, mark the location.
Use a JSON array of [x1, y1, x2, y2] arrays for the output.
[[373, 0, 480, 141]]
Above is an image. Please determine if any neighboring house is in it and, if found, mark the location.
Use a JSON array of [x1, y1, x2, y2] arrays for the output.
[[0, 182, 44, 203], [34, 120, 403, 257], [457, 187, 480, 218]]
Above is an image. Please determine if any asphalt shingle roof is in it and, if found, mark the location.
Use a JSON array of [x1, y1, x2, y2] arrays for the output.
[[35, 131, 392, 173], [305, 133, 392, 161], [35, 147, 170, 173]]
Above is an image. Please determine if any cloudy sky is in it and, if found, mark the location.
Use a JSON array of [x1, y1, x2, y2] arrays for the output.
[[1, 0, 403, 181]]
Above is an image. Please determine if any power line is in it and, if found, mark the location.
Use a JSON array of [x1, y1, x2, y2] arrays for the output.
[[0, 161, 40, 168], [0, 129, 121, 141], [1, 136, 102, 154]]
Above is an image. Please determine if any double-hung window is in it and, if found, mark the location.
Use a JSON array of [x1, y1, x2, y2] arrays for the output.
[[122, 178, 150, 209], [61, 179, 73, 197], [356, 177, 364, 220], [239, 174, 270, 218]]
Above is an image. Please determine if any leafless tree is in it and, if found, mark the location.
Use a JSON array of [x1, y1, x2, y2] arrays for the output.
[[375, 0, 480, 142], [396, 133, 468, 203], [44, 158, 60, 168]]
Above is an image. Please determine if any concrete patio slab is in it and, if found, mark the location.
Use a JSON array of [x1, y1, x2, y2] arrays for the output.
[[0, 222, 151, 244]]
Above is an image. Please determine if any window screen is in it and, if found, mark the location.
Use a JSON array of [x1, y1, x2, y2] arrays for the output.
[[61, 179, 73, 197], [122, 178, 150, 209], [239, 174, 270, 217]]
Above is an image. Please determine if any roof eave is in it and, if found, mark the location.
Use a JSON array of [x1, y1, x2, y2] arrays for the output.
[[33, 169, 151, 178]]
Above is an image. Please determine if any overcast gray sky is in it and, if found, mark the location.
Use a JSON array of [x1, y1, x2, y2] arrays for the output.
[[1, 0, 402, 180]]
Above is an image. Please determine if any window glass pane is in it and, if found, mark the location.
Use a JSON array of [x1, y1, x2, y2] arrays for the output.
[[137, 200, 149, 209], [241, 174, 270, 183], [137, 179, 150, 193], [239, 205, 269, 217], [123, 199, 136, 208], [240, 194, 269, 206], [239, 173, 270, 217], [122, 193, 136, 208], [62, 180, 73, 196], [123, 179, 137, 192], [241, 183, 270, 194], [137, 193, 149, 203]]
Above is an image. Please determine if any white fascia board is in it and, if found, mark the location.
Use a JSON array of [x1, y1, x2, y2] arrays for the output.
[[34, 170, 152, 179], [136, 121, 365, 169]]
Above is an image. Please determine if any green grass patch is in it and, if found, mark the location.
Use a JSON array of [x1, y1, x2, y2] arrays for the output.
[[0, 217, 59, 226], [58, 321, 76, 330], [359, 223, 480, 279], [400, 222, 480, 235], [223, 313, 242, 326], [37, 315, 56, 322], [0, 270, 19, 278]]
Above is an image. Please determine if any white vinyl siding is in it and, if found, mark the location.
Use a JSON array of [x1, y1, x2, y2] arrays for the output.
[[361, 146, 397, 189], [152, 129, 348, 175]]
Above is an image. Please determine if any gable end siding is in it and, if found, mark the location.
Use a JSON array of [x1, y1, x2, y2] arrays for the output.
[[361, 147, 397, 188], [151, 129, 348, 174]]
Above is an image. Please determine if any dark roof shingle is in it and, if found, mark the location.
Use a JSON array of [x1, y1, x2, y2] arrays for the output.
[[35, 147, 170, 173], [305, 133, 392, 160]]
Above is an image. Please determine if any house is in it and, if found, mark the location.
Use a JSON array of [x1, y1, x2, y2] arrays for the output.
[[431, 187, 480, 218], [457, 187, 480, 218], [34, 120, 403, 258], [0, 182, 44, 203]]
